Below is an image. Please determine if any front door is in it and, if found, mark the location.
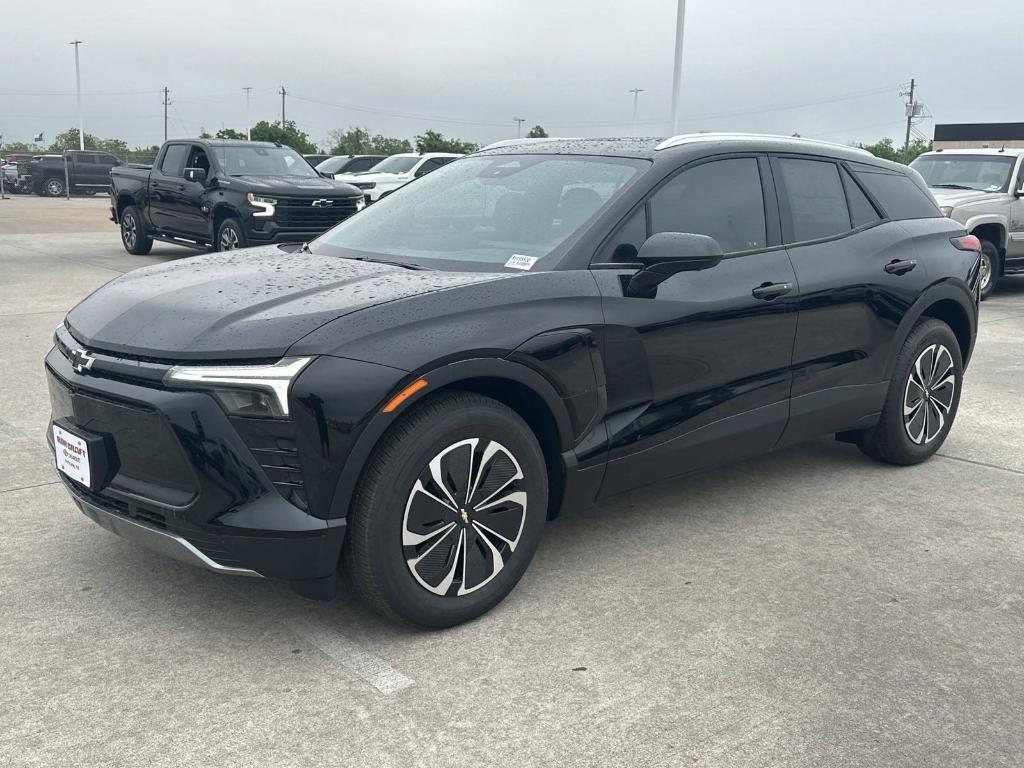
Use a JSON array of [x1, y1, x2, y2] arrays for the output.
[[1007, 159, 1024, 267], [592, 155, 799, 496], [149, 143, 189, 232]]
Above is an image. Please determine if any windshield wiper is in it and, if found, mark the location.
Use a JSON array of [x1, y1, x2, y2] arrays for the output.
[[931, 183, 976, 190], [342, 255, 431, 271]]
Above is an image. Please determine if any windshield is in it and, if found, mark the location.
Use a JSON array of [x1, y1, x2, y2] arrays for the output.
[[316, 156, 349, 174], [366, 155, 420, 175], [910, 154, 1016, 192], [314, 154, 646, 271], [212, 145, 319, 178]]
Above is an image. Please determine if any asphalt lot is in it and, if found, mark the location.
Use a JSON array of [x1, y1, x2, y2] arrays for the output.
[[1, 194, 1023, 767]]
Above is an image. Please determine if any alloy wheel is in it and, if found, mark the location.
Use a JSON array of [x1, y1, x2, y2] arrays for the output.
[[46, 179, 63, 196], [903, 343, 956, 445], [402, 438, 527, 597], [121, 213, 137, 249], [219, 228, 239, 251], [979, 251, 993, 293]]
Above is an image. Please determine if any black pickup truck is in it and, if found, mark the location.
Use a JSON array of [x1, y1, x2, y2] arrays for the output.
[[109, 139, 365, 254], [28, 151, 122, 196]]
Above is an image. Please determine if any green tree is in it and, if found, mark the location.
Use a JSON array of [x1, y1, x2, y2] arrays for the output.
[[199, 130, 213, 139], [215, 128, 246, 140], [370, 134, 413, 154], [526, 125, 548, 138], [857, 137, 901, 162], [49, 127, 99, 152], [328, 126, 373, 154], [904, 138, 932, 163], [414, 129, 478, 154], [249, 120, 317, 153], [2, 141, 42, 154]]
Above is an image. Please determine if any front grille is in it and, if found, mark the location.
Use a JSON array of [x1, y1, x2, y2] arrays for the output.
[[70, 483, 168, 530], [274, 195, 360, 230], [229, 417, 309, 511], [46, 371, 197, 500]]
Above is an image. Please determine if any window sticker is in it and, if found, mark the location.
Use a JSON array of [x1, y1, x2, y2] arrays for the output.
[[504, 254, 538, 271]]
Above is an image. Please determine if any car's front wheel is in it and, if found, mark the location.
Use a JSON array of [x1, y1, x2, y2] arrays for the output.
[[978, 239, 999, 300], [344, 391, 548, 627], [857, 318, 963, 465], [215, 218, 246, 251]]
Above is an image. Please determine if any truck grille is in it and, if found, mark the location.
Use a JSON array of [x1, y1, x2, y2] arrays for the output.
[[274, 195, 360, 230]]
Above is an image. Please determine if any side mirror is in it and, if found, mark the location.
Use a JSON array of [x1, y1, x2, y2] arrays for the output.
[[626, 232, 724, 298], [183, 167, 207, 184]]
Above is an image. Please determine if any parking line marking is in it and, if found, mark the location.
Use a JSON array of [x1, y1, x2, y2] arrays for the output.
[[286, 614, 415, 695]]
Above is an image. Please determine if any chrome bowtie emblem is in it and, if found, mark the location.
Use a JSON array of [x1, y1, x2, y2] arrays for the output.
[[69, 348, 95, 374], [311, 199, 333, 208]]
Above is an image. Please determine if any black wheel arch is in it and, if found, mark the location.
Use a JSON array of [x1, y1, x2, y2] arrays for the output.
[[884, 281, 977, 380], [325, 357, 577, 524]]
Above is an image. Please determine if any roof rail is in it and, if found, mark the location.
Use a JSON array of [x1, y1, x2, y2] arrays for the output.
[[479, 137, 581, 151], [655, 132, 873, 156]]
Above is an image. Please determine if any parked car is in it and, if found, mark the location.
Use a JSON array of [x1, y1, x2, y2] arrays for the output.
[[109, 139, 365, 254], [334, 152, 462, 202], [46, 134, 979, 627], [910, 148, 1024, 298], [303, 153, 332, 167], [1, 161, 17, 190], [315, 154, 385, 177], [28, 150, 121, 197]]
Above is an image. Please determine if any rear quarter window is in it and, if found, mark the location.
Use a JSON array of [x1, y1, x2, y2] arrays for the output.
[[851, 164, 939, 220]]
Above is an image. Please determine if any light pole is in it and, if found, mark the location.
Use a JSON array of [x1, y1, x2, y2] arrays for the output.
[[513, 117, 525, 138], [670, 0, 687, 135], [629, 88, 645, 134], [243, 86, 253, 140], [70, 40, 84, 150]]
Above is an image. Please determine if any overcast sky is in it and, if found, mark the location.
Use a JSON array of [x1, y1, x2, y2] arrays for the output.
[[1, 0, 1019, 151]]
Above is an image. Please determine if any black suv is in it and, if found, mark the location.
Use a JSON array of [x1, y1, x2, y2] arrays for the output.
[[109, 140, 364, 253], [46, 135, 980, 626], [29, 150, 121, 196]]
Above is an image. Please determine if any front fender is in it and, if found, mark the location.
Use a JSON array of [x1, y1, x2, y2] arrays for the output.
[[961, 213, 1008, 247]]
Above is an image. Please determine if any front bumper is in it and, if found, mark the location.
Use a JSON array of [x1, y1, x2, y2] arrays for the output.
[[44, 334, 346, 590]]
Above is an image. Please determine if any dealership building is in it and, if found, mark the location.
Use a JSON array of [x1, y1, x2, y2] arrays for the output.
[[933, 122, 1024, 150]]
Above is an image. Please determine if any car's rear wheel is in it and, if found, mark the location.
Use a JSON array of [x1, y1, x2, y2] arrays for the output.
[[45, 177, 65, 197], [857, 318, 963, 465], [978, 239, 999, 300], [120, 205, 153, 255], [216, 218, 246, 252], [344, 391, 548, 627]]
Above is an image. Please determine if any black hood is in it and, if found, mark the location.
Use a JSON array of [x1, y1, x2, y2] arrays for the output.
[[65, 246, 504, 361], [225, 175, 361, 196]]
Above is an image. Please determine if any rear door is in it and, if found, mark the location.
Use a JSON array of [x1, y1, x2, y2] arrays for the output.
[[592, 154, 800, 496], [773, 156, 933, 444]]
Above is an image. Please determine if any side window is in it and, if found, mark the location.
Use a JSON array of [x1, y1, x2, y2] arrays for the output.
[[776, 158, 851, 242], [77, 154, 97, 164], [840, 167, 882, 228], [159, 145, 188, 177], [349, 158, 372, 172], [99, 154, 118, 166], [851, 164, 940, 220], [597, 205, 647, 263], [416, 158, 443, 177], [185, 145, 210, 173], [650, 158, 766, 253]]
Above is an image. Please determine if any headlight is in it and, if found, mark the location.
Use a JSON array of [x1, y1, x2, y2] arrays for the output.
[[354, 182, 376, 190], [163, 357, 312, 418], [246, 192, 277, 217], [940, 206, 954, 218]]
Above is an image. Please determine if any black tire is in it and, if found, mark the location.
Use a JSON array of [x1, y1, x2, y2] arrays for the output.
[[44, 177, 65, 197], [119, 205, 153, 255], [344, 391, 548, 627], [857, 318, 963, 465], [215, 218, 246, 252], [978, 239, 999, 300]]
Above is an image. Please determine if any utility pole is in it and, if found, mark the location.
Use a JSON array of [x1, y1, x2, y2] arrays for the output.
[[670, 0, 687, 134], [902, 78, 918, 160], [513, 117, 525, 137], [70, 40, 84, 150], [243, 86, 253, 140], [162, 87, 170, 141], [280, 86, 287, 126], [629, 88, 645, 134]]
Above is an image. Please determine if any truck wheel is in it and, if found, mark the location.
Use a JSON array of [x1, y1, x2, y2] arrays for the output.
[[45, 177, 65, 197], [216, 218, 246, 252], [978, 240, 999, 300], [120, 205, 153, 255], [344, 391, 548, 627]]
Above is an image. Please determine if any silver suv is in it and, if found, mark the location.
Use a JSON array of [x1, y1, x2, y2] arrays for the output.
[[911, 148, 1024, 298]]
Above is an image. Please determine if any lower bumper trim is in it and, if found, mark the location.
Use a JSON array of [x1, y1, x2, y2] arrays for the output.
[[75, 496, 262, 578]]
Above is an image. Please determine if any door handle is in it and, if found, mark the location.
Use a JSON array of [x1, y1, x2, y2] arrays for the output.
[[751, 281, 793, 301], [884, 259, 917, 275]]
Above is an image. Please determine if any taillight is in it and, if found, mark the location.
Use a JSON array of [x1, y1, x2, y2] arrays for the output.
[[951, 234, 981, 252]]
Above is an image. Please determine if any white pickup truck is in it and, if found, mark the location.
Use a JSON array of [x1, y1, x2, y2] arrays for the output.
[[911, 148, 1024, 299]]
